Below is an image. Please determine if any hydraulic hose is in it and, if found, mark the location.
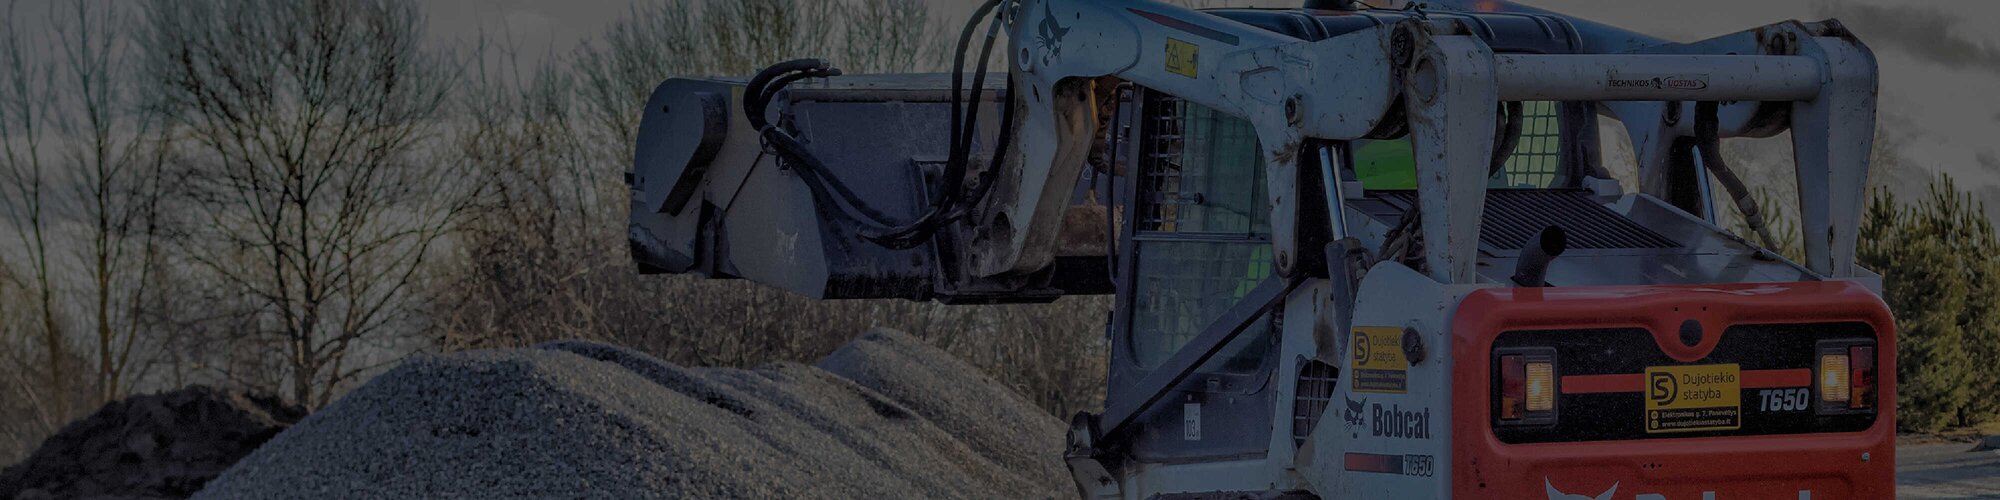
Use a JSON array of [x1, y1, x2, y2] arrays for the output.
[[746, 60, 908, 229], [741, 0, 1013, 249], [945, 0, 1008, 206], [948, 5, 1006, 203], [1694, 101, 1779, 249], [859, 0, 1008, 247], [746, 59, 832, 122], [954, 76, 1018, 221], [1488, 101, 1524, 178]]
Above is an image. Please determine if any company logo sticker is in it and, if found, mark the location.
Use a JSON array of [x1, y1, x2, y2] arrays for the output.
[[1643, 364, 1742, 433], [1370, 403, 1431, 440], [1350, 326, 1408, 394], [1341, 397, 1431, 440]]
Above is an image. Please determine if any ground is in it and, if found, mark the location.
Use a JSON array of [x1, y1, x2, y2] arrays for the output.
[[1897, 443, 2000, 499], [1898, 424, 2000, 500]]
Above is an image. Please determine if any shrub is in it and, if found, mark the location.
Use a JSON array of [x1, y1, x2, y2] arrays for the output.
[[1857, 174, 2000, 431]]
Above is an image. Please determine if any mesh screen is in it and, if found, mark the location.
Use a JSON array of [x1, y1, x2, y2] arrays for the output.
[[1138, 98, 1269, 235], [1129, 94, 1274, 371], [1292, 358, 1339, 448], [1354, 100, 1568, 190], [1497, 100, 1563, 188]]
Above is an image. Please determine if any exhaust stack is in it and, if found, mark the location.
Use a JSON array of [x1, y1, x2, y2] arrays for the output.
[[1511, 226, 1567, 287]]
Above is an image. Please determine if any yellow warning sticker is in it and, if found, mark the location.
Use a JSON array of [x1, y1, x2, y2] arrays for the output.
[[1644, 363, 1742, 433], [1165, 38, 1199, 78], [1351, 326, 1408, 394]]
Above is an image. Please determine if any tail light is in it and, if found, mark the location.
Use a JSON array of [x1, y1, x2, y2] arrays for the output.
[[1817, 341, 1876, 414], [1496, 348, 1558, 426], [1500, 356, 1527, 419], [1848, 345, 1876, 410]]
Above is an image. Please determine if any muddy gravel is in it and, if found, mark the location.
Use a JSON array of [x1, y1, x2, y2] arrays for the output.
[[0, 386, 304, 499], [195, 328, 1070, 499]]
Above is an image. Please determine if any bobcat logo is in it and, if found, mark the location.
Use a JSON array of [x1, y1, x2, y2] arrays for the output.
[[1035, 3, 1071, 65], [1546, 479, 1617, 500], [1342, 396, 1366, 437]]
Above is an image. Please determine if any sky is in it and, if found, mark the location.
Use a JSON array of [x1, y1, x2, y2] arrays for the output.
[[5, 0, 1999, 205], [404, 0, 2000, 197]]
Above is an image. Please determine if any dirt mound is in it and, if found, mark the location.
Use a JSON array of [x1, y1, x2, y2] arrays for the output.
[[196, 329, 1069, 499], [0, 386, 305, 499]]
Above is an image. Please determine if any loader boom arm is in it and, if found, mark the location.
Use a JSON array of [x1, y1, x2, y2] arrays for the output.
[[978, 0, 1874, 283], [628, 0, 1875, 300]]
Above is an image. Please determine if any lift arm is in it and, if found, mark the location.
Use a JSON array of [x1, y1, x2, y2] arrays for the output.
[[972, 0, 1400, 280], [627, 0, 1876, 300], [980, 0, 1876, 285]]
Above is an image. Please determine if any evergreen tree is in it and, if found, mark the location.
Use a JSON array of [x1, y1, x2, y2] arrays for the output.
[[1857, 175, 1999, 432]]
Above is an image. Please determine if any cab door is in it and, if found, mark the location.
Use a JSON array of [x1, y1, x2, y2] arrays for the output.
[[1107, 88, 1279, 461]]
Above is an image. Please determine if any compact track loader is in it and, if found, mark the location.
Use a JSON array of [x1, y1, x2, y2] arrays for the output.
[[626, 0, 1892, 497]]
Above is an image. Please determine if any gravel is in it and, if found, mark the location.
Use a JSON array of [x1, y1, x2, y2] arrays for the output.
[[196, 328, 1070, 499], [0, 386, 304, 499], [817, 328, 1068, 486]]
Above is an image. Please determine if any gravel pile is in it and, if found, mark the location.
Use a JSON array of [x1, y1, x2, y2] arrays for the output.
[[817, 329, 1068, 486], [0, 386, 304, 499], [197, 328, 1070, 499]]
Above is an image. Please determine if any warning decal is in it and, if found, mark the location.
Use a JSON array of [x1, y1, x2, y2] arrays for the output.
[[1350, 326, 1408, 394], [1165, 38, 1199, 78], [1644, 363, 1742, 433]]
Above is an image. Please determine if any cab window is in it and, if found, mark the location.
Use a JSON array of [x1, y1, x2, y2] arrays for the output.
[[1127, 95, 1273, 372], [1354, 100, 1568, 190]]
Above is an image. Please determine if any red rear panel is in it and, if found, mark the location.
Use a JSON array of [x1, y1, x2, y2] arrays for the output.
[[1451, 281, 1895, 499]]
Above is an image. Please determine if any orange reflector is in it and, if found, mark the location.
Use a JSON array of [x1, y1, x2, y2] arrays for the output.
[[1819, 354, 1850, 403], [1525, 362, 1555, 412]]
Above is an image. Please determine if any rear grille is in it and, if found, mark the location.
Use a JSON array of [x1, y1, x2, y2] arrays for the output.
[[1292, 357, 1338, 448], [1376, 190, 1678, 251]]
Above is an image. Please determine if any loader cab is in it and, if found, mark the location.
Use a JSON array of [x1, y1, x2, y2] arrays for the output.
[[1099, 5, 1598, 465], [1101, 95, 1602, 463]]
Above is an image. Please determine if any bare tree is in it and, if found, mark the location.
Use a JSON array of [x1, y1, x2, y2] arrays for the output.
[[0, 0, 77, 422], [40, 0, 174, 404], [0, 257, 45, 464], [430, 34, 618, 347], [700, 0, 840, 76], [835, 0, 947, 75], [573, 0, 878, 165], [142, 0, 465, 408]]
